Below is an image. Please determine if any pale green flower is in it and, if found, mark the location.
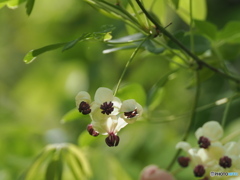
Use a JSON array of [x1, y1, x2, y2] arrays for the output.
[[120, 99, 143, 123]]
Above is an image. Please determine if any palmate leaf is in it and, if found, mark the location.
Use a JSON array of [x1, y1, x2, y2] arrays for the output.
[[23, 25, 115, 64]]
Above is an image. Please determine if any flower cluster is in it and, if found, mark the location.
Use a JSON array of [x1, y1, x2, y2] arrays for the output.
[[176, 121, 240, 180], [75, 87, 143, 147]]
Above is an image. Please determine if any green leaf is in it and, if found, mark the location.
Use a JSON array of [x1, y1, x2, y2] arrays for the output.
[[7, 0, 26, 8], [117, 83, 146, 106], [61, 108, 83, 124], [168, 32, 211, 54], [24, 26, 115, 63], [25, 0, 35, 16], [18, 146, 55, 180], [78, 131, 99, 147], [170, 0, 179, 9], [64, 151, 83, 180], [143, 39, 164, 54], [68, 144, 92, 178], [24, 43, 65, 64], [107, 33, 145, 44], [176, 0, 207, 24], [194, 20, 218, 41], [45, 160, 57, 180], [147, 69, 178, 111], [103, 45, 137, 54], [217, 21, 240, 44], [62, 26, 115, 51]]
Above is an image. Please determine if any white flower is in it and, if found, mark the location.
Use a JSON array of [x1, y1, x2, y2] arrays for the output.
[[120, 99, 143, 124], [75, 87, 143, 147], [195, 121, 223, 141], [92, 87, 121, 115], [75, 91, 92, 115], [91, 116, 127, 135]]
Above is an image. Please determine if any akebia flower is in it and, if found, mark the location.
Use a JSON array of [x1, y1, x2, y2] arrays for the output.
[[120, 99, 143, 124], [176, 121, 240, 179], [75, 91, 92, 115], [75, 87, 143, 147]]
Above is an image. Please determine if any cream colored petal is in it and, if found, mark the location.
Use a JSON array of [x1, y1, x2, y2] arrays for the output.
[[75, 91, 91, 108], [114, 117, 128, 133], [120, 99, 143, 123], [90, 103, 108, 123], [176, 141, 191, 151], [94, 87, 114, 104], [188, 148, 202, 166], [91, 121, 108, 135], [120, 99, 137, 112], [111, 97, 122, 115], [224, 142, 240, 156], [195, 121, 223, 141], [195, 127, 203, 139], [122, 116, 137, 124]]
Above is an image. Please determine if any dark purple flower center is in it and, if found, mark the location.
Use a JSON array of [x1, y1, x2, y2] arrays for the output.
[[198, 136, 211, 149], [178, 156, 190, 167], [100, 101, 114, 115], [78, 101, 91, 115], [124, 109, 138, 118], [219, 156, 232, 168], [87, 124, 99, 137], [105, 133, 120, 147], [194, 165, 205, 177]]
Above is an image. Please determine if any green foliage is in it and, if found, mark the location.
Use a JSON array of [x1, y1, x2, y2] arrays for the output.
[[24, 25, 115, 64], [18, 144, 92, 180], [1, 0, 240, 180]]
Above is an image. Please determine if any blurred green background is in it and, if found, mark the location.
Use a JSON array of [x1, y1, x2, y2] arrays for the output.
[[1, 0, 240, 179]]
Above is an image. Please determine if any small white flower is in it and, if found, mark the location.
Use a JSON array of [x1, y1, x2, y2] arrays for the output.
[[91, 116, 127, 135], [120, 99, 143, 123], [195, 121, 223, 141], [75, 87, 143, 147], [75, 91, 92, 115], [92, 87, 122, 115]]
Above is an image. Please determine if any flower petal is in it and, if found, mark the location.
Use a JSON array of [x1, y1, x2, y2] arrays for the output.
[[176, 141, 191, 151], [114, 117, 128, 133], [195, 121, 223, 141], [94, 87, 114, 104], [75, 91, 91, 108]]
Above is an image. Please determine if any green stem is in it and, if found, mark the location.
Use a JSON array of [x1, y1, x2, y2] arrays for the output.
[[152, 39, 189, 65], [222, 129, 240, 144], [167, 70, 200, 171], [189, 0, 194, 53], [128, 0, 144, 26], [135, 0, 240, 84], [113, 36, 149, 96], [221, 93, 236, 128]]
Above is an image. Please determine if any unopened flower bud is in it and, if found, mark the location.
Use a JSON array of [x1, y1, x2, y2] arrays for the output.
[[140, 165, 175, 180]]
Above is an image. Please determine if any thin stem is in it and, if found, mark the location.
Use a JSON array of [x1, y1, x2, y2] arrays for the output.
[[222, 129, 240, 144], [189, 0, 194, 53], [167, 70, 200, 171], [135, 0, 240, 84], [113, 36, 149, 96], [128, 0, 144, 26], [221, 93, 235, 128], [153, 39, 190, 65]]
